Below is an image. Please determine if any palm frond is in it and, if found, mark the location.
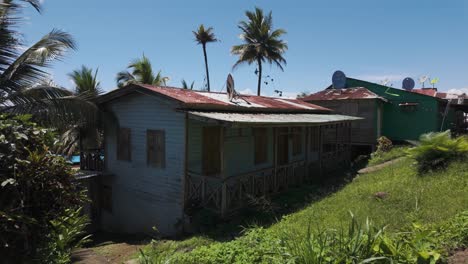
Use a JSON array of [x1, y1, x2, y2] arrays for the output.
[[68, 65, 102, 96]]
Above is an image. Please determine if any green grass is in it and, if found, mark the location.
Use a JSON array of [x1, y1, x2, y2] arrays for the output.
[[141, 158, 468, 263], [367, 146, 408, 166]]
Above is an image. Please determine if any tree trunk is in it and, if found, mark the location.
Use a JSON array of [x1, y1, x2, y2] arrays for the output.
[[257, 58, 262, 96], [203, 44, 210, 92]]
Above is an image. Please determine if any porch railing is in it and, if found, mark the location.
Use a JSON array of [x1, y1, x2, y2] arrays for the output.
[[185, 160, 307, 214], [80, 149, 104, 171]]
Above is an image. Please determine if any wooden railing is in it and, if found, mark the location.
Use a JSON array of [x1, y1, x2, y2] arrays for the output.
[[185, 160, 307, 214], [80, 149, 104, 171]]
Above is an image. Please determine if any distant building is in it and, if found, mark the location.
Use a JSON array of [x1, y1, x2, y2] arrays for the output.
[[301, 87, 386, 151], [83, 83, 360, 235], [303, 76, 468, 147]]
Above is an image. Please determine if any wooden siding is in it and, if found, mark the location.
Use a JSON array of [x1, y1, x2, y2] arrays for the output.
[[102, 93, 185, 235], [311, 100, 378, 145]]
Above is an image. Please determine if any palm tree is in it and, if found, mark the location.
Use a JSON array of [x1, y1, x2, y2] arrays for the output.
[[0, 0, 101, 132], [193, 25, 217, 92], [231, 7, 288, 96], [68, 65, 102, 97], [181, 79, 195, 90], [116, 55, 169, 88]]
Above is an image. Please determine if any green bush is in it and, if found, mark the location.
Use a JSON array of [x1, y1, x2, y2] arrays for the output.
[[37, 208, 91, 264], [407, 131, 468, 173], [0, 115, 86, 262]]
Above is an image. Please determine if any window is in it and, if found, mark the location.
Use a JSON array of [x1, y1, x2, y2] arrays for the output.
[[292, 127, 303, 156], [117, 128, 131, 161], [310, 126, 320, 152], [147, 130, 166, 168], [101, 185, 112, 213], [203, 127, 221, 176], [253, 127, 268, 164]]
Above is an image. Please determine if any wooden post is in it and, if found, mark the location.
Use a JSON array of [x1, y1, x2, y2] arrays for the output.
[[183, 114, 189, 211], [319, 125, 323, 178], [305, 126, 309, 182], [220, 127, 227, 217], [273, 127, 277, 192]]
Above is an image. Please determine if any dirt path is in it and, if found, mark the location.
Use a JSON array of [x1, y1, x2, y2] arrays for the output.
[[357, 158, 405, 174], [449, 248, 468, 264], [71, 233, 148, 264]]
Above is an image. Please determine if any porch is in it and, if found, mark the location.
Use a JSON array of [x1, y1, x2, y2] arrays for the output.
[[184, 112, 355, 216]]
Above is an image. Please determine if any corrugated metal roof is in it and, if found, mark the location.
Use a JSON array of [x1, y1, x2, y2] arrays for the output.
[[187, 111, 362, 126], [98, 84, 331, 113], [301, 87, 386, 102], [412, 88, 438, 97]]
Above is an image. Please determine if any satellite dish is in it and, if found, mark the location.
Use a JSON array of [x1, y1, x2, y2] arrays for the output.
[[381, 78, 390, 86], [430, 77, 439, 88], [419, 75, 429, 88], [402, 77, 415, 90], [226, 74, 235, 101], [332, 70, 346, 89]]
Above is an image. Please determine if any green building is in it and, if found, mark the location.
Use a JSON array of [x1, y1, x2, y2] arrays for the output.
[[345, 78, 454, 141]]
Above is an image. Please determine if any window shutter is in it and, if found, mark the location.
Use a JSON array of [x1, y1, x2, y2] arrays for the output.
[[147, 130, 165, 168]]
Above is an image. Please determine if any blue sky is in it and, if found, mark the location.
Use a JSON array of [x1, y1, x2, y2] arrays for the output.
[[23, 0, 468, 97]]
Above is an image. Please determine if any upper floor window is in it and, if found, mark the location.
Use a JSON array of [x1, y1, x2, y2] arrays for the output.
[[147, 130, 166, 168]]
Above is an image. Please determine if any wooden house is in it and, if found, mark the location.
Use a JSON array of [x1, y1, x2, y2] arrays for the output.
[[304, 76, 465, 146], [301, 87, 387, 151], [90, 84, 360, 235]]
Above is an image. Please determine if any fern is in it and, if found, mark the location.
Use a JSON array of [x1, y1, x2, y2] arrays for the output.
[[407, 131, 468, 174]]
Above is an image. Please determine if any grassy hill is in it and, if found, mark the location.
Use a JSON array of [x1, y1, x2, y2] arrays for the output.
[[140, 157, 468, 263]]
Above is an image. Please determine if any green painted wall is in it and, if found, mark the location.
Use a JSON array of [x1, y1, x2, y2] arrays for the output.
[[346, 78, 445, 141]]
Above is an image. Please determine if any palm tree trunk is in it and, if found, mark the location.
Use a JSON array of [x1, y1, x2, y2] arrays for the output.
[[203, 44, 210, 92], [257, 58, 262, 96]]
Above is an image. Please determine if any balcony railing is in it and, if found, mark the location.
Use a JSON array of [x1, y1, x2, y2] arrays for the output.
[[80, 149, 104, 171], [185, 160, 307, 214]]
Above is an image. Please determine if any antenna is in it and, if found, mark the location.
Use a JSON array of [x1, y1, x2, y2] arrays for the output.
[[226, 73, 235, 101], [419, 75, 429, 88], [225, 74, 251, 105], [402, 77, 415, 90], [430, 77, 439, 88], [332, 70, 346, 89]]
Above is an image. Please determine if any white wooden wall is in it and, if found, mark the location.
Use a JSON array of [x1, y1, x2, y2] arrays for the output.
[[102, 93, 185, 235]]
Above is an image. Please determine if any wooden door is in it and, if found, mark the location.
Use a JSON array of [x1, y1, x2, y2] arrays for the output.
[[203, 126, 221, 176], [277, 132, 289, 166]]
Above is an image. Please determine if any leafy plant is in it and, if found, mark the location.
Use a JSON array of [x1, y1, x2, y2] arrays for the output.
[[0, 115, 86, 262], [407, 131, 468, 173], [37, 208, 91, 264]]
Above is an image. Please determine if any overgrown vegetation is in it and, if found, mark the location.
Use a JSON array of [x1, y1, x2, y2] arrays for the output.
[[140, 151, 467, 263], [368, 146, 408, 166], [407, 131, 468, 174], [0, 115, 88, 263], [368, 136, 407, 166]]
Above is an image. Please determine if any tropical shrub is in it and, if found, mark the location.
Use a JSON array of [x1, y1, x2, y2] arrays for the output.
[[37, 208, 91, 264], [0, 115, 86, 262], [407, 131, 468, 173], [376, 136, 393, 153]]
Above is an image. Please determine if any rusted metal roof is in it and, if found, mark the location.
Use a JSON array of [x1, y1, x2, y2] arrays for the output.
[[412, 88, 438, 97], [187, 111, 362, 126], [98, 83, 331, 113], [301, 87, 386, 102]]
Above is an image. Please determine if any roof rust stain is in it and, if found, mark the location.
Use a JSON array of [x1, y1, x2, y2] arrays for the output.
[[301, 87, 384, 101], [100, 84, 331, 113]]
